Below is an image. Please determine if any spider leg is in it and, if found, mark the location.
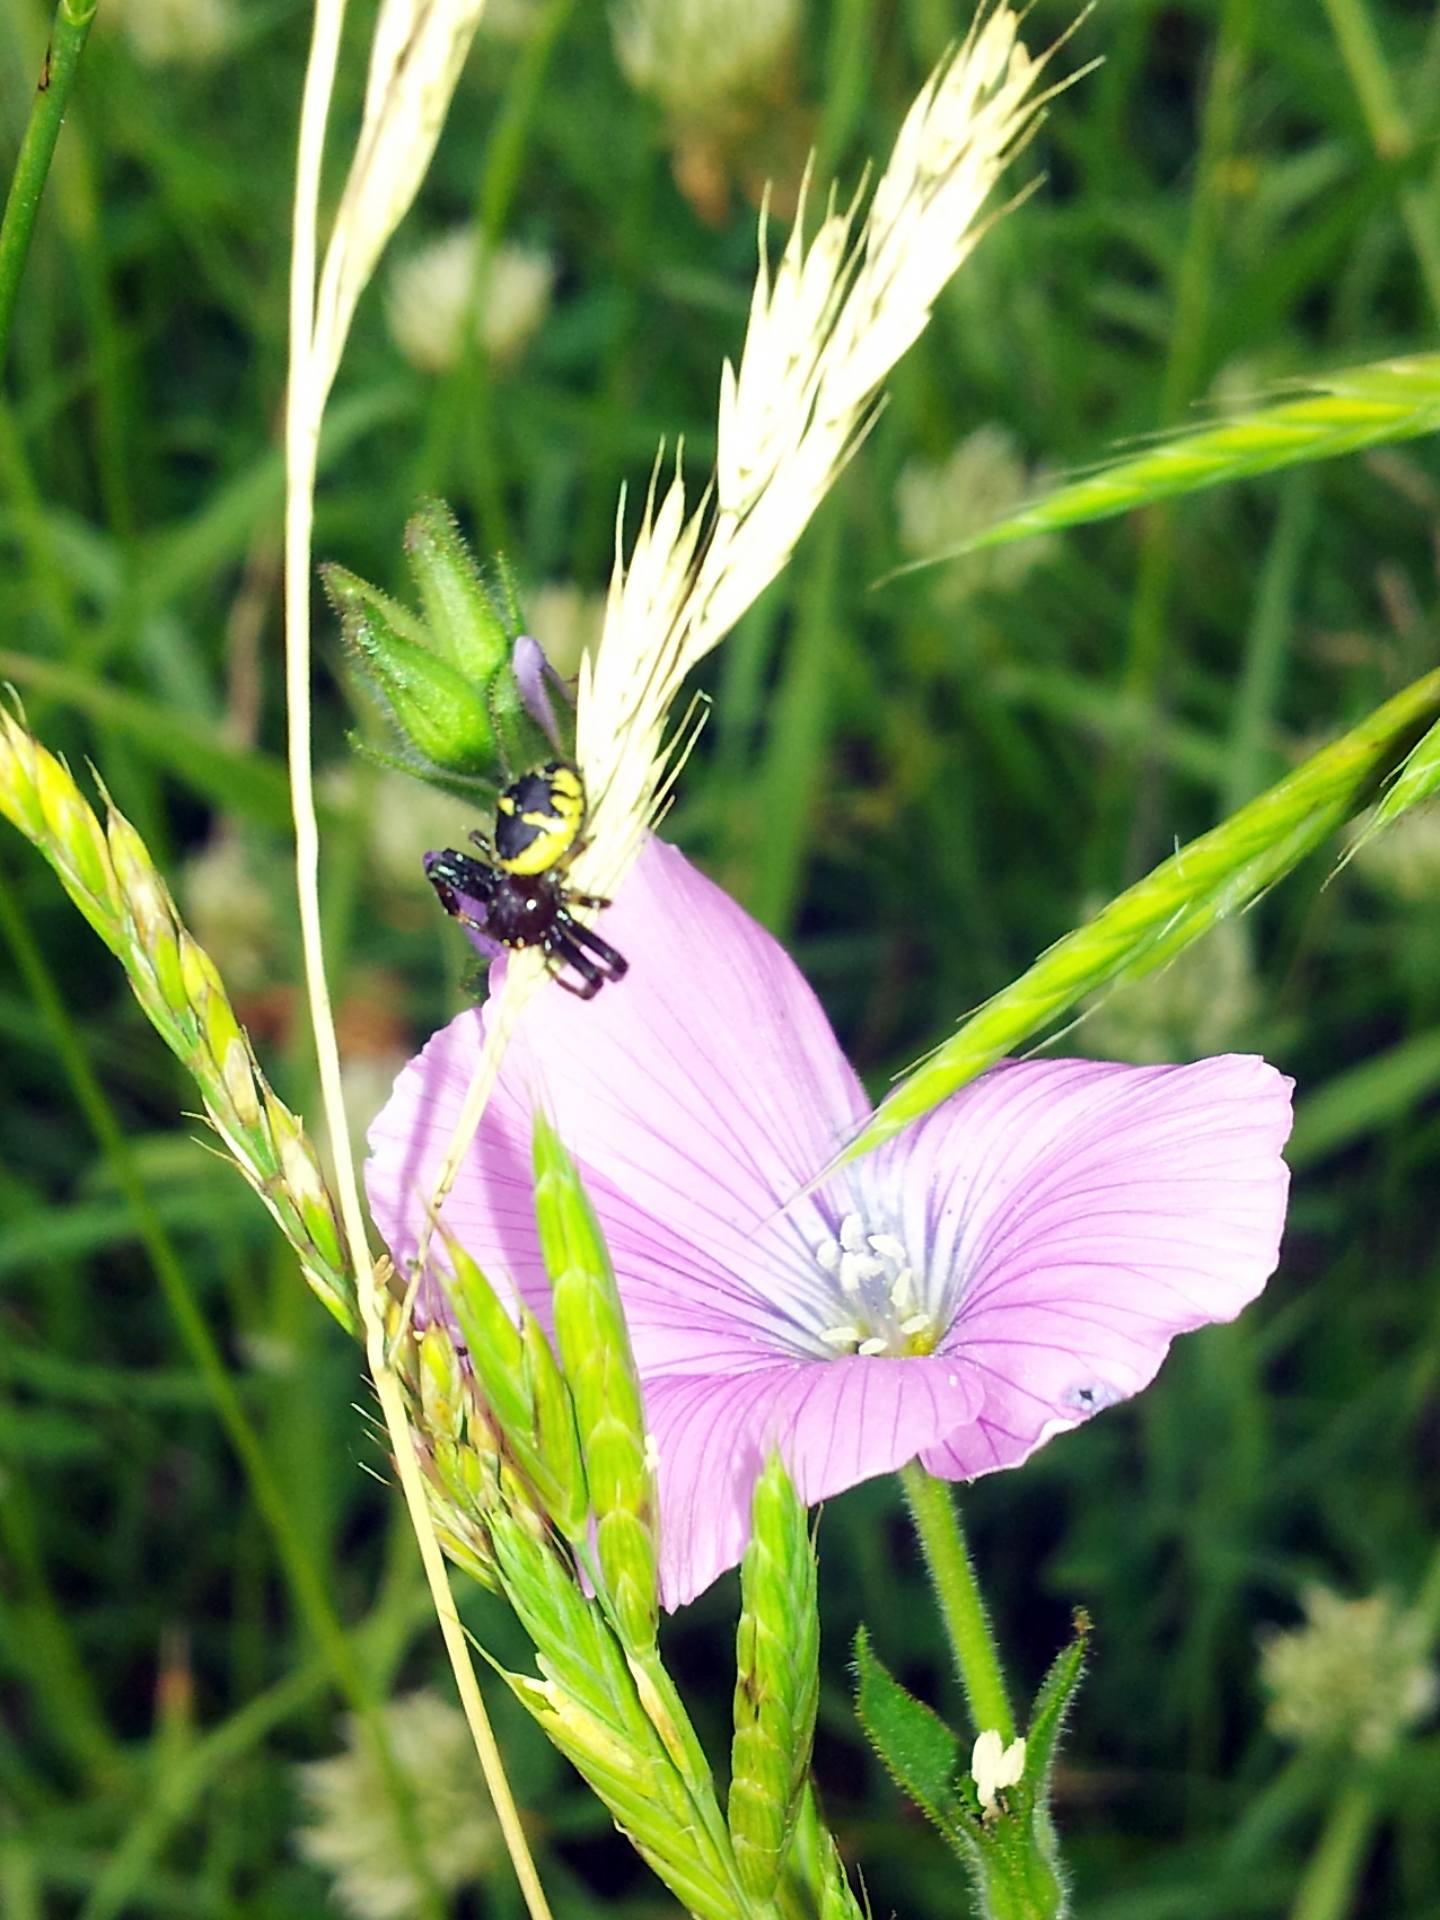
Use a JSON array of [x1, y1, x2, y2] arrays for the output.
[[566, 891, 611, 911], [565, 916, 628, 981], [545, 926, 605, 999], [467, 829, 498, 861]]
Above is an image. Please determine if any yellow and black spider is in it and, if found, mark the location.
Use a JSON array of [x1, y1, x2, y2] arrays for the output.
[[425, 761, 628, 1000]]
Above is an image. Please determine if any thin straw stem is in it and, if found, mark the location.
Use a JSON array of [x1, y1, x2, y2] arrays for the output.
[[283, 5, 552, 1914], [0, 861, 444, 1920]]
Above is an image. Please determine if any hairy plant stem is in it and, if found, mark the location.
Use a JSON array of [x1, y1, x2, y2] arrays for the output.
[[0, 0, 96, 371], [900, 1462, 1014, 1744]]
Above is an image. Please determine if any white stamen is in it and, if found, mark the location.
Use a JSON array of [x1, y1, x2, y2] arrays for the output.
[[900, 1312, 933, 1337], [839, 1251, 883, 1294], [971, 1730, 1026, 1816], [815, 1239, 841, 1274], [857, 1336, 888, 1357], [820, 1323, 862, 1350], [889, 1265, 915, 1312], [869, 1232, 907, 1261], [839, 1213, 867, 1254]]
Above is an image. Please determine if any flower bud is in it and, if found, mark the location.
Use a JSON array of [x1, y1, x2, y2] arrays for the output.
[[403, 500, 512, 685], [326, 564, 497, 774], [445, 1240, 588, 1540]]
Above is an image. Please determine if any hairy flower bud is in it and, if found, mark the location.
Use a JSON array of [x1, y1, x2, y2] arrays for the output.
[[403, 500, 513, 685], [326, 564, 497, 774]]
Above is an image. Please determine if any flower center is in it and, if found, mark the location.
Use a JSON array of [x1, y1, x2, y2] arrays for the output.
[[813, 1211, 938, 1358]]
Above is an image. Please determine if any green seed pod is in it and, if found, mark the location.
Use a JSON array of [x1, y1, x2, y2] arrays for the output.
[[519, 1308, 589, 1542], [530, 1114, 658, 1654], [325, 564, 497, 774], [728, 1454, 820, 1899], [403, 500, 513, 685], [445, 1240, 588, 1541]]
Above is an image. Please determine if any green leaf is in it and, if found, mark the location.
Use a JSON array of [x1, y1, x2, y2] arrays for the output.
[[852, 1625, 962, 1834], [1022, 1612, 1089, 1807]]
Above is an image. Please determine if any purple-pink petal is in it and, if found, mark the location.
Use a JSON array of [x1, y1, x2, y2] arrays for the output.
[[646, 1357, 981, 1604], [368, 838, 871, 1362], [902, 1054, 1293, 1481], [511, 633, 569, 751]]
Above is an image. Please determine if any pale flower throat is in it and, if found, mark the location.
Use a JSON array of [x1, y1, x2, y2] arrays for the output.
[[813, 1211, 939, 1358]]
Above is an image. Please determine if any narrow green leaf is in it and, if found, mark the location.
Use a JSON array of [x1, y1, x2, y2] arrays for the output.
[[1022, 1612, 1089, 1803], [852, 1625, 961, 1834]]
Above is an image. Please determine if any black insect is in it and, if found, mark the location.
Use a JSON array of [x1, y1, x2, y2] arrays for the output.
[[426, 761, 628, 1000]]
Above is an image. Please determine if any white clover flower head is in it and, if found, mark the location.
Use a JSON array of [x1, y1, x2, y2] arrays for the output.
[[478, 0, 547, 42], [894, 425, 1056, 606], [528, 581, 608, 684], [1350, 802, 1440, 906], [104, 0, 235, 65], [295, 1690, 499, 1919], [612, 0, 801, 130], [971, 1729, 1026, 1816], [1081, 919, 1261, 1065], [386, 228, 555, 376], [180, 835, 278, 994], [364, 770, 479, 896], [1260, 1587, 1439, 1758]]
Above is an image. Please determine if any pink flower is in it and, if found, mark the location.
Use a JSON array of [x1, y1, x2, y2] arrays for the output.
[[367, 841, 1294, 1607]]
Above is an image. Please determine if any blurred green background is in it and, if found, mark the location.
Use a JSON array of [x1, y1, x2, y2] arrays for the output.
[[3, 0, 1440, 1913]]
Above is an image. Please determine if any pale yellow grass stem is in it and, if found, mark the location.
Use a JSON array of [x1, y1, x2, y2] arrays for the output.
[[284, 3, 551, 1914]]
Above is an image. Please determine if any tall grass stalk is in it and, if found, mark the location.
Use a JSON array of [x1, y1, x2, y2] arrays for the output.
[[282, 1, 551, 1911]]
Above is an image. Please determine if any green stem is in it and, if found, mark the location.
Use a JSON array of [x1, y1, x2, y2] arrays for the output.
[[1414, 1533, 1440, 1639], [1287, 1780, 1381, 1920], [0, 0, 97, 374], [899, 1462, 1014, 1743], [1320, 0, 1440, 324]]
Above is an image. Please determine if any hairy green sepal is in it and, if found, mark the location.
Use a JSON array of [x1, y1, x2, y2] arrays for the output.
[[326, 500, 555, 791]]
